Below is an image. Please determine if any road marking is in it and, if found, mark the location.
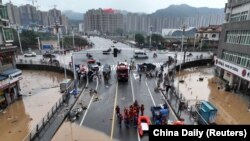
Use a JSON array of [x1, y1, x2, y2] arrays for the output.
[[79, 78, 99, 126], [130, 75, 135, 102], [110, 82, 118, 140], [137, 130, 141, 141], [145, 80, 156, 106], [133, 73, 139, 80], [79, 94, 94, 126]]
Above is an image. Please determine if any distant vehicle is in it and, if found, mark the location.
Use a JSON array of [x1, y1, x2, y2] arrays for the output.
[[103, 48, 112, 55], [60, 79, 71, 93], [138, 116, 151, 137], [111, 44, 115, 47], [133, 51, 148, 59], [43, 53, 56, 58], [140, 63, 156, 71], [116, 62, 129, 81], [151, 104, 169, 125], [113, 40, 118, 44], [24, 52, 36, 57], [86, 53, 93, 58], [103, 64, 111, 80]]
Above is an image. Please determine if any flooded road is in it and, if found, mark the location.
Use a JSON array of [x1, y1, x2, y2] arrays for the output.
[[177, 67, 250, 124], [52, 122, 115, 141], [0, 70, 65, 141]]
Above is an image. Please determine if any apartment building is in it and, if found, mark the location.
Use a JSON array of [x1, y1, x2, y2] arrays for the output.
[[216, 0, 250, 94], [0, 0, 22, 110]]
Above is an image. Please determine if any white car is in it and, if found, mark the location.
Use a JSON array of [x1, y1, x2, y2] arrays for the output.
[[24, 52, 36, 57], [133, 51, 148, 59]]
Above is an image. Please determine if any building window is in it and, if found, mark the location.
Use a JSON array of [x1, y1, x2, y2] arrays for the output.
[[0, 6, 8, 20], [222, 51, 250, 69], [230, 11, 248, 22], [212, 34, 216, 38], [225, 30, 250, 45], [2, 28, 14, 42]]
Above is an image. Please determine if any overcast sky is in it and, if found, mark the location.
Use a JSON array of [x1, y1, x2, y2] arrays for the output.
[[4, 0, 227, 13]]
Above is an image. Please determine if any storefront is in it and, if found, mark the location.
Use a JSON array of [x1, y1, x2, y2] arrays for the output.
[[0, 69, 22, 110], [215, 57, 250, 94]]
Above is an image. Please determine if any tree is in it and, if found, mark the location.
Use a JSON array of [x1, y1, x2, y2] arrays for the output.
[[135, 33, 145, 45], [13, 30, 38, 50], [61, 36, 89, 49]]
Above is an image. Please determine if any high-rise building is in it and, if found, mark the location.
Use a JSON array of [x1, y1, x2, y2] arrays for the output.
[[48, 8, 61, 25], [19, 4, 38, 26], [6, 2, 21, 25], [215, 0, 250, 94], [84, 8, 123, 35], [0, 0, 22, 110]]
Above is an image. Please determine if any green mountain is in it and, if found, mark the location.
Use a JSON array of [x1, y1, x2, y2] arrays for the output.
[[62, 10, 84, 21], [152, 4, 224, 17]]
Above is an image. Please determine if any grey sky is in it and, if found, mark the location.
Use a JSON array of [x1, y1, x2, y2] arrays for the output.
[[4, 0, 227, 13]]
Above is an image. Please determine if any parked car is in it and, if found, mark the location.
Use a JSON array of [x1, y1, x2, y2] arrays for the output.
[[103, 48, 112, 55], [133, 51, 148, 59], [24, 52, 36, 57]]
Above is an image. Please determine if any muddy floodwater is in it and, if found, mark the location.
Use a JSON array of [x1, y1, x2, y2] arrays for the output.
[[0, 70, 65, 141], [52, 122, 115, 141], [177, 67, 250, 124]]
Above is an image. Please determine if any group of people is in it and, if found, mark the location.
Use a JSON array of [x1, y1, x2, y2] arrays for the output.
[[115, 100, 144, 128]]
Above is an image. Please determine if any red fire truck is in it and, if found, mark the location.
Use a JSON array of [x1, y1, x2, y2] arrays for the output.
[[116, 62, 129, 81]]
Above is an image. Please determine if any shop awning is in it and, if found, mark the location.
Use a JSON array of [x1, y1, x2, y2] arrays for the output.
[[0, 75, 7, 81], [1, 69, 22, 77]]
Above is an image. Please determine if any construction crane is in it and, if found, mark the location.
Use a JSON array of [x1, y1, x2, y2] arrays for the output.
[[26, 0, 37, 6]]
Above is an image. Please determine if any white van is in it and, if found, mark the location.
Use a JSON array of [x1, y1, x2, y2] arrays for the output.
[[133, 51, 148, 59]]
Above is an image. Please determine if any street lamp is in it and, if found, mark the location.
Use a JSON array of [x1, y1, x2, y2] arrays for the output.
[[61, 35, 67, 79], [16, 26, 23, 54], [72, 26, 75, 50], [177, 24, 187, 97], [149, 25, 153, 48], [36, 37, 41, 51]]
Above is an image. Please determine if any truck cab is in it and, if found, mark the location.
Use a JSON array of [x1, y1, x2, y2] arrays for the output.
[[116, 62, 129, 81]]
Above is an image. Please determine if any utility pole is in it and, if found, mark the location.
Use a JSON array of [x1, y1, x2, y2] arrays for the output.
[[16, 26, 23, 54], [72, 26, 75, 50], [149, 25, 152, 48], [36, 37, 41, 51], [62, 35, 67, 79], [177, 24, 187, 98]]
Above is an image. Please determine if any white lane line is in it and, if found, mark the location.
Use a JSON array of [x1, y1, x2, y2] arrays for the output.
[[137, 130, 141, 141], [110, 82, 118, 140], [130, 75, 135, 102], [79, 94, 94, 126], [79, 78, 99, 126], [145, 80, 156, 106]]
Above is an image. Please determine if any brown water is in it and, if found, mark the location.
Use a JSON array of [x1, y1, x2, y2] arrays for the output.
[[52, 122, 113, 141], [177, 67, 250, 124], [0, 70, 65, 141]]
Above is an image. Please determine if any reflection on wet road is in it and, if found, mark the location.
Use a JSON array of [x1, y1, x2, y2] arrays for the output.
[[0, 70, 65, 141]]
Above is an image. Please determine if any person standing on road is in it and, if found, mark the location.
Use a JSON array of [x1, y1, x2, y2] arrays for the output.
[[139, 73, 142, 81], [115, 105, 120, 117], [140, 104, 144, 116], [118, 113, 123, 128]]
